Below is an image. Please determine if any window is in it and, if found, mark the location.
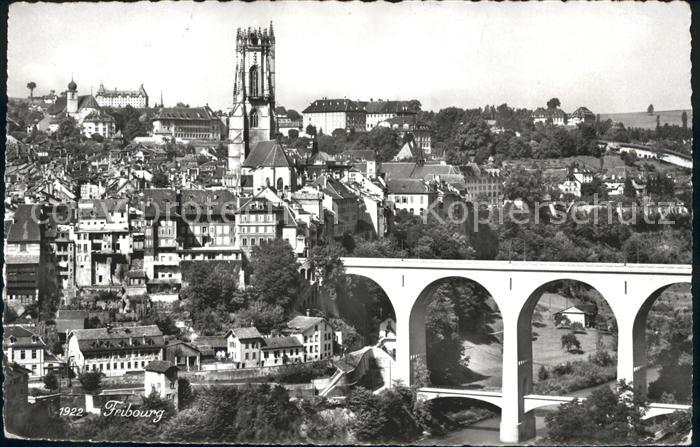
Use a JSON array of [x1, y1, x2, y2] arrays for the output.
[[20, 351, 25, 360], [245, 352, 249, 360], [31, 350, 37, 359], [249, 66, 259, 97], [250, 109, 259, 128]]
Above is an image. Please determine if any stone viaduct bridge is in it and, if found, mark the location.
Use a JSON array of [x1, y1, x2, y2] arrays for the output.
[[335, 257, 692, 443]]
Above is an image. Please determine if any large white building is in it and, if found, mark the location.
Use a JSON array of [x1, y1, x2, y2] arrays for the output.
[[302, 98, 366, 135], [65, 325, 164, 376], [95, 84, 149, 108], [360, 99, 420, 131]]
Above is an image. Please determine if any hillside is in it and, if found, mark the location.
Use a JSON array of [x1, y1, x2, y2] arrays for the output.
[[599, 109, 692, 130]]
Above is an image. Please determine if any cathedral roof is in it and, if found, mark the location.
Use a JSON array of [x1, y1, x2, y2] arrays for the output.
[[242, 141, 292, 168]]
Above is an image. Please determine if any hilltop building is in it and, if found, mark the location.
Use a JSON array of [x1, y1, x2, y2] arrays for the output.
[[95, 84, 149, 108]]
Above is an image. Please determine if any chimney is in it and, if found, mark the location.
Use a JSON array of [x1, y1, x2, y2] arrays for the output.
[[306, 309, 310, 317]]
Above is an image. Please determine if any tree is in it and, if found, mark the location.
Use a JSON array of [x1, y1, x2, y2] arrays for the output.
[[287, 128, 299, 139], [178, 378, 195, 410], [503, 169, 545, 209], [545, 380, 648, 444], [43, 371, 59, 391], [27, 81, 36, 99], [681, 110, 688, 129], [561, 333, 581, 352], [79, 371, 103, 394], [250, 239, 300, 310], [305, 124, 317, 137], [547, 98, 561, 110], [538, 365, 549, 381], [57, 115, 80, 140], [623, 177, 636, 198], [647, 104, 654, 115], [286, 109, 301, 121]]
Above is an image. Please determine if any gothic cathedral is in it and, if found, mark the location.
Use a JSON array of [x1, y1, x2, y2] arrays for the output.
[[228, 23, 276, 174]]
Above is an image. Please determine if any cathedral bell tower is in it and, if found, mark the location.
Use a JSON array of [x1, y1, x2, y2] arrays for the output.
[[228, 22, 276, 175]]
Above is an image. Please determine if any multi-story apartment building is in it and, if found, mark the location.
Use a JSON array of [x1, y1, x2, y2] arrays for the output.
[[361, 99, 420, 131], [234, 196, 283, 256], [143, 189, 180, 291], [4, 205, 44, 307], [311, 174, 359, 237], [44, 204, 77, 303], [65, 325, 164, 377], [74, 199, 131, 287], [95, 83, 149, 109], [286, 315, 335, 362], [152, 106, 224, 142], [386, 178, 437, 217], [463, 173, 504, 205], [178, 189, 242, 262], [302, 98, 366, 134]]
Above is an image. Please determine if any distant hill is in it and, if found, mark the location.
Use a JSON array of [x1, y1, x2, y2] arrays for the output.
[[598, 109, 692, 130]]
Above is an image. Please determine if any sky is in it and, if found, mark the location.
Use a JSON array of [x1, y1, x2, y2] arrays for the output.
[[7, 2, 692, 114]]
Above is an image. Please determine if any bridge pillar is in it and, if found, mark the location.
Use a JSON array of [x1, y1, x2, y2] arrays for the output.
[[393, 305, 415, 388], [499, 310, 536, 443], [617, 305, 649, 396]]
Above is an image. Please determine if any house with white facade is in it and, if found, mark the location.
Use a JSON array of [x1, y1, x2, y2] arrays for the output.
[[286, 315, 335, 362], [144, 360, 178, 408], [225, 327, 264, 368], [65, 325, 164, 376]]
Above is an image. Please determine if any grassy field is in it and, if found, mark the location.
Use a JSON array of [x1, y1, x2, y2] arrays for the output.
[[460, 293, 615, 390], [598, 109, 692, 130]]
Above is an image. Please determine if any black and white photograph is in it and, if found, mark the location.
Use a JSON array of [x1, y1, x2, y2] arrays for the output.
[[2, 1, 694, 445]]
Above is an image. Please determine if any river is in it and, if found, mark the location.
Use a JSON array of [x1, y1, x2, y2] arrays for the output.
[[418, 367, 660, 445]]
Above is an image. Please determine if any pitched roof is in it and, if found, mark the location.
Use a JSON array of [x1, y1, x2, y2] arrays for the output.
[[68, 325, 164, 354], [262, 335, 304, 350], [287, 315, 325, 332], [154, 106, 217, 121], [386, 178, 431, 194], [380, 162, 459, 181], [3, 326, 46, 349], [145, 360, 177, 373], [192, 335, 228, 349], [362, 100, 420, 115], [242, 141, 292, 168], [227, 327, 263, 340], [303, 99, 365, 114], [7, 204, 41, 243]]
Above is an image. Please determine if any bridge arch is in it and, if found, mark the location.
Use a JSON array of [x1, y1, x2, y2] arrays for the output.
[[518, 278, 618, 398], [409, 276, 503, 387], [632, 281, 692, 397]]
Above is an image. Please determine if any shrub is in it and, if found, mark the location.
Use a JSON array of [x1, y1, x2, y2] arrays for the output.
[[538, 365, 550, 381], [570, 322, 586, 334], [552, 362, 573, 377], [79, 371, 103, 394], [43, 371, 59, 391], [588, 350, 614, 367]]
